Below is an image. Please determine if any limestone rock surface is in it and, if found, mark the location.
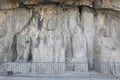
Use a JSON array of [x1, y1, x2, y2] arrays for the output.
[[0, 0, 120, 76]]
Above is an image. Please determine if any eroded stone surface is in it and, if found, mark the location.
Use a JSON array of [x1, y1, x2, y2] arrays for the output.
[[0, 0, 120, 11], [0, 8, 32, 62], [0, 1, 120, 76], [94, 10, 120, 76]]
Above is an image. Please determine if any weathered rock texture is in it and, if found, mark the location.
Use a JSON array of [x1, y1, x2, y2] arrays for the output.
[[0, 0, 120, 76]]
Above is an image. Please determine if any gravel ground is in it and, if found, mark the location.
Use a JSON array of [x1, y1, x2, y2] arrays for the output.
[[0, 77, 119, 80]]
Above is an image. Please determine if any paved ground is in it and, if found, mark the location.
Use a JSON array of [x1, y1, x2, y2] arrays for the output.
[[0, 77, 119, 80], [0, 71, 120, 80]]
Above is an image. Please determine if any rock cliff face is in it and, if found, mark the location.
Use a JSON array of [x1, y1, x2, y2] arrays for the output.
[[0, 0, 120, 76]]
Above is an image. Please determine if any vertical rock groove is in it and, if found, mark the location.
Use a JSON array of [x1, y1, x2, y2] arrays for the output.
[[27, 37, 32, 62], [11, 35, 17, 62], [37, 16, 43, 30]]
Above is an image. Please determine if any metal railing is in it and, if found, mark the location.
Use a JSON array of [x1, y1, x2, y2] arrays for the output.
[[0, 62, 120, 78]]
